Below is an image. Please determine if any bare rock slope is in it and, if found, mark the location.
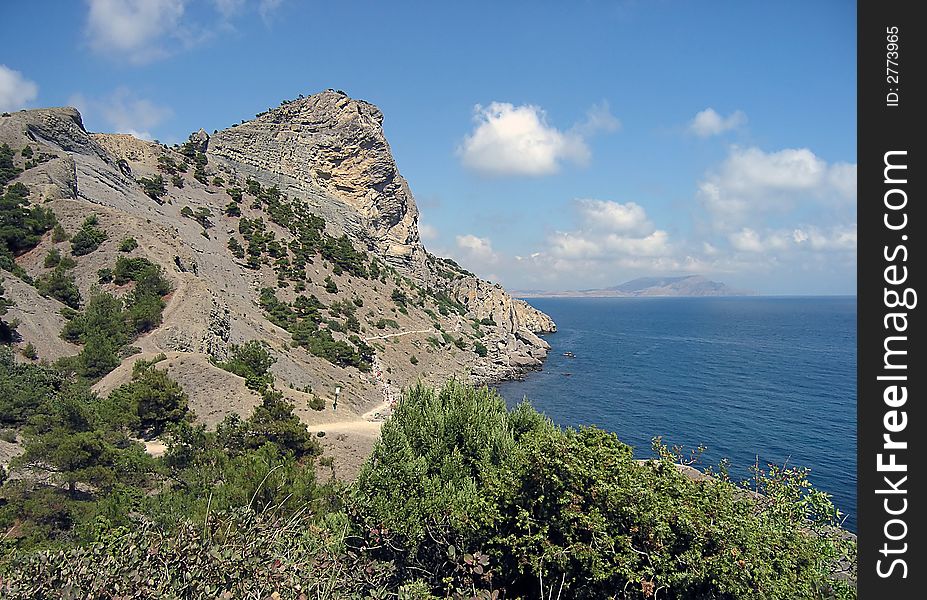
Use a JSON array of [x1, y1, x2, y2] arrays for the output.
[[1, 91, 555, 445]]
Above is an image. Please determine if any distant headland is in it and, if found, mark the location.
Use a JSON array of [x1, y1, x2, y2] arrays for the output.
[[515, 275, 754, 298]]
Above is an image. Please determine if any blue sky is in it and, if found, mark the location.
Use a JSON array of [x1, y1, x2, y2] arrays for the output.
[[2, 1, 856, 294]]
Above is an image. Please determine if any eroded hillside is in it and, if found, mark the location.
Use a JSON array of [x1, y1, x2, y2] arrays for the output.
[[0, 92, 555, 469]]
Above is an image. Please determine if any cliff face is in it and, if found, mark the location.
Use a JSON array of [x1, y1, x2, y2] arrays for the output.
[[208, 91, 423, 273], [1, 90, 555, 432], [207, 90, 554, 344]]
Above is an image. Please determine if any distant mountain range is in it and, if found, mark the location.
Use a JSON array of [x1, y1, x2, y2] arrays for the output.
[[516, 275, 753, 298]]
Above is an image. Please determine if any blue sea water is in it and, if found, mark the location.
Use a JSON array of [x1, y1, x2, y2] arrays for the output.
[[495, 296, 857, 531]]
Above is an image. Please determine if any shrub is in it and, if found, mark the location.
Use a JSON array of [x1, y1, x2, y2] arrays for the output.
[[354, 382, 857, 599], [113, 257, 169, 296], [51, 224, 68, 243], [118, 237, 138, 252], [227, 236, 245, 259], [70, 215, 107, 256], [0, 143, 22, 186], [308, 394, 325, 411], [61, 290, 129, 347], [35, 267, 81, 308], [473, 341, 488, 357], [21, 343, 37, 361], [109, 363, 191, 436], [1, 182, 56, 264], [137, 175, 167, 202], [43, 248, 61, 268], [216, 340, 276, 392], [0, 346, 62, 427], [324, 275, 338, 294]]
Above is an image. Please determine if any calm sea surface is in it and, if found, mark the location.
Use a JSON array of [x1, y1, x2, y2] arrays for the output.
[[495, 297, 857, 531]]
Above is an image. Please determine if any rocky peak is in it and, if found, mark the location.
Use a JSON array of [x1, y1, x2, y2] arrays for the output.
[[188, 128, 210, 153], [208, 90, 554, 340], [208, 90, 422, 273]]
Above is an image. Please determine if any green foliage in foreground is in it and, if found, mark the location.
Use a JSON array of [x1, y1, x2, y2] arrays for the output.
[[0, 509, 394, 599], [354, 381, 857, 599], [0, 379, 856, 599]]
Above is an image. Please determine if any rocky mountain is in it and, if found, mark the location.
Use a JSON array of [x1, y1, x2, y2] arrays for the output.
[[0, 91, 555, 456], [517, 275, 751, 298]]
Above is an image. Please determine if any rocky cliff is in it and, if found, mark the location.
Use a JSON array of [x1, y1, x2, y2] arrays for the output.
[[1, 91, 555, 436], [208, 91, 424, 274], [206, 90, 555, 361]]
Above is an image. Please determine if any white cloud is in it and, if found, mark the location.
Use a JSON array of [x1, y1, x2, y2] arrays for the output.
[[698, 146, 856, 225], [455, 234, 497, 263], [69, 88, 173, 140], [0, 65, 39, 112], [418, 222, 439, 241], [546, 199, 668, 259], [85, 0, 187, 64], [457, 101, 618, 176], [576, 199, 652, 235], [84, 0, 285, 64], [729, 225, 856, 254], [689, 108, 747, 137], [572, 101, 621, 136]]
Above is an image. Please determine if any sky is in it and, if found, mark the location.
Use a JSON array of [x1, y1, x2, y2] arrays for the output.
[[2, 1, 857, 294]]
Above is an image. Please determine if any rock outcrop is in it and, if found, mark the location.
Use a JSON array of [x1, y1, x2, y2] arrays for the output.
[[208, 91, 424, 274]]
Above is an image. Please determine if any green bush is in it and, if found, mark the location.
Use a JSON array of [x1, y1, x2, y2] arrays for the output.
[[137, 175, 167, 202], [70, 215, 107, 256], [35, 267, 81, 308], [43, 248, 61, 268], [0, 346, 62, 427], [473, 341, 488, 357], [117, 237, 138, 252], [108, 362, 191, 436], [0, 509, 391, 599], [113, 257, 170, 295], [0, 283, 15, 342], [51, 224, 68, 243], [1, 182, 56, 269], [0, 143, 22, 186], [215, 340, 276, 392], [354, 382, 857, 599], [219, 388, 319, 459]]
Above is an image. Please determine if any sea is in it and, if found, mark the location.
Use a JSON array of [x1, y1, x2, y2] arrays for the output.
[[494, 296, 857, 532]]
